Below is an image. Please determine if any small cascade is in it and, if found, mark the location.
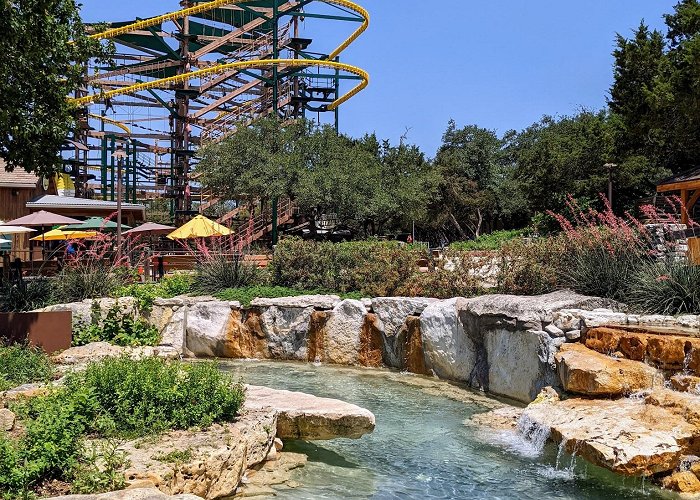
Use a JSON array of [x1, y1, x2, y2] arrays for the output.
[[501, 413, 551, 458]]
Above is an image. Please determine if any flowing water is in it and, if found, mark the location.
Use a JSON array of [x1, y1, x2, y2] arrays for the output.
[[220, 360, 666, 500]]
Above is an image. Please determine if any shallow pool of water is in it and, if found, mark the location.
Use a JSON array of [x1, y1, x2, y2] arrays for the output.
[[221, 361, 665, 500]]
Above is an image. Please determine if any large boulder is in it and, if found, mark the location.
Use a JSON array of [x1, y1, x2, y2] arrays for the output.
[[257, 305, 314, 360], [521, 397, 699, 476], [184, 301, 237, 357], [371, 297, 436, 367], [118, 409, 277, 499], [448, 291, 625, 403], [37, 297, 139, 328], [420, 298, 475, 381], [323, 299, 366, 365], [556, 343, 664, 396], [245, 385, 375, 440]]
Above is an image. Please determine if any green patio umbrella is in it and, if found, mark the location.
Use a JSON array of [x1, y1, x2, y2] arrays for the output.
[[62, 217, 132, 232]]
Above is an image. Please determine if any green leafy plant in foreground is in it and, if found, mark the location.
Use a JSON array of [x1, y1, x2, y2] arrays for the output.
[[72, 303, 160, 348], [0, 344, 54, 392], [114, 274, 193, 313], [626, 258, 700, 315], [0, 358, 244, 498]]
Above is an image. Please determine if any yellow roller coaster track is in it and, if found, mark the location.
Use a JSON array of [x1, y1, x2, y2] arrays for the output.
[[74, 0, 369, 111], [88, 113, 131, 134]]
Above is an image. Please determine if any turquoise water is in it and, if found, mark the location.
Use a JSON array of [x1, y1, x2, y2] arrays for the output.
[[220, 361, 666, 500]]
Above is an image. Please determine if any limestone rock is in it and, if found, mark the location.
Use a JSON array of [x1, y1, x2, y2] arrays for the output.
[[544, 324, 565, 338], [461, 291, 622, 331], [250, 295, 340, 310], [236, 452, 307, 497], [44, 488, 203, 499], [38, 297, 139, 327], [671, 375, 700, 394], [257, 305, 314, 360], [370, 298, 436, 366], [0, 409, 15, 431], [52, 342, 124, 365], [119, 409, 277, 499], [245, 385, 375, 440], [185, 301, 235, 357], [323, 299, 366, 365], [521, 397, 699, 476], [661, 471, 700, 493], [564, 329, 581, 341], [420, 298, 475, 381], [555, 343, 663, 396]]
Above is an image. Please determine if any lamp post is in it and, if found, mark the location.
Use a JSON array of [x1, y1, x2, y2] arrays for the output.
[[604, 163, 618, 208], [112, 145, 127, 261]]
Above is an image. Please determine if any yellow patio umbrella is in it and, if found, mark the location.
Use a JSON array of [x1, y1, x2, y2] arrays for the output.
[[30, 229, 98, 241], [167, 215, 232, 240]]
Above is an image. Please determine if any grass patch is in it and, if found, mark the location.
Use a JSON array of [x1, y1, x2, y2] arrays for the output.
[[152, 448, 193, 464], [1, 357, 244, 498], [216, 285, 363, 306], [0, 344, 54, 392], [114, 274, 193, 313]]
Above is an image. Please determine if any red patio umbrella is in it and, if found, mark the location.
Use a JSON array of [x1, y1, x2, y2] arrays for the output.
[[122, 222, 176, 236], [1, 211, 83, 261]]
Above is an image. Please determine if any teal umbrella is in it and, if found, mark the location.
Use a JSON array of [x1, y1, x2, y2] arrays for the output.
[[62, 217, 132, 232]]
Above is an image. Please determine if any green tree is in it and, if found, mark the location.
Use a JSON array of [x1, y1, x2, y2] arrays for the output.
[[0, 0, 111, 177], [610, 0, 700, 172], [431, 121, 504, 239]]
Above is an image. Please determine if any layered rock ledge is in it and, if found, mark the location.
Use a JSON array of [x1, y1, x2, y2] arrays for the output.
[[245, 385, 375, 440]]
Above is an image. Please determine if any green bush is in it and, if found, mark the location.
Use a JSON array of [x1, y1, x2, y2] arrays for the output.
[[0, 358, 244, 498], [0, 279, 53, 313], [496, 237, 563, 295], [626, 258, 700, 315], [193, 254, 260, 294], [450, 229, 525, 251], [397, 249, 485, 298], [114, 274, 193, 312], [0, 344, 54, 391], [271, 238, 425, 296], [63, 357, 245, 436], [72, 303, 159, 347], [54, 262, 124, 303]]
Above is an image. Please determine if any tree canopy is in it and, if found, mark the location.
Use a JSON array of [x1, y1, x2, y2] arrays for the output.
[[0, 0, 110, 177]]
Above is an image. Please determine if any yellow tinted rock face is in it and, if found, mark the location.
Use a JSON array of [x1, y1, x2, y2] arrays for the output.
[[555, 343, 664, 396]]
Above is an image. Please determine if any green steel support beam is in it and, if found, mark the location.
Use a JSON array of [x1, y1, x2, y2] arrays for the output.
[[110, 137, 116, 202], [272, 2, 279, 245], [286, 11, 363, 22], [100, 111, 107, 200], [145, 25, 182, 60]]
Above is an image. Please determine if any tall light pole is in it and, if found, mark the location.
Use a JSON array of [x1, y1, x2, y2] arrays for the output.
[[112, 144, 127, 261], [604, 163, 618, 208]]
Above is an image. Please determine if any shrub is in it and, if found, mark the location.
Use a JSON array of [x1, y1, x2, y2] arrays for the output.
[[397, 249, 485, 298], [450, 229, 525, 251], [63, 357, 245, 436], [114, 274, 193, 313], [626, 258, 700, 315], [0, 278, 53, 312], [72, 303, 159, 347], [193, 254, 260, 295], [54, 261, 125, 303], [497, 237, 564, 295], [0, 358, 244, 497], [271, 238, 425, 296], [0, 344, 54, 391]]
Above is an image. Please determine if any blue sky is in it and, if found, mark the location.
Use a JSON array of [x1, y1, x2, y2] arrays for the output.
[[80, 0, 677, 155]]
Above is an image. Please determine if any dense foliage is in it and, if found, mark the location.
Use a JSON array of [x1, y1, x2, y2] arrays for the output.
[[0, 357, 244, 498], [0, 0, 112, 176], [0, 344, 54, 391], [72, 303, 160, 347], [114, 274, 193, 312]]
